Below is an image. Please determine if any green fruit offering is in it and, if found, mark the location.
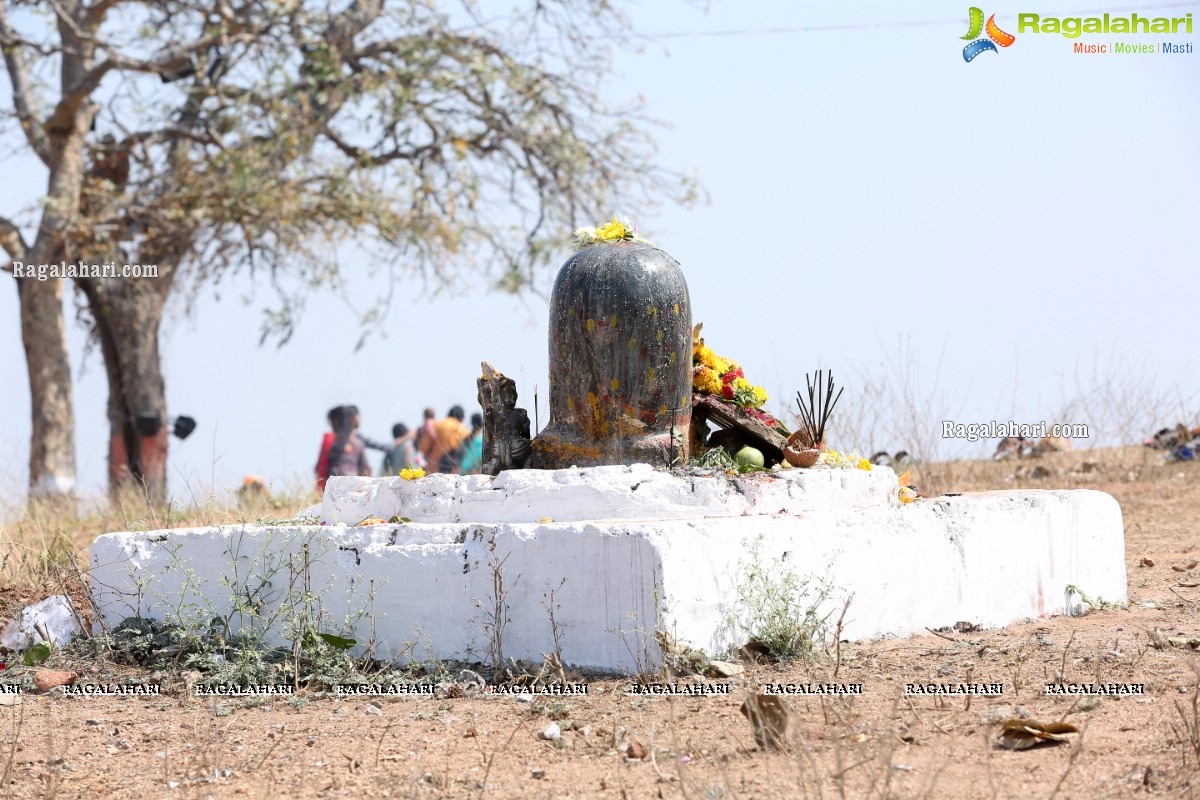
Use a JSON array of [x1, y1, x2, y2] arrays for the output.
[[735, 446, 764, 469]]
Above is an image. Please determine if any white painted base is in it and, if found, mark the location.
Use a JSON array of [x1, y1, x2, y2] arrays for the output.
[[89, 466, 1126, 674]]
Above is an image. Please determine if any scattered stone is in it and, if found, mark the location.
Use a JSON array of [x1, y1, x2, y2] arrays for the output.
[[738, 639, 775, 664], [625, 740, 648, 760], [979, 705, 1031, 726], [33, 670, 77, 692], [456, 670, 485, 690], [707, 660, 744, 678], [538, 723, 561, 742], [1078, 698, 1102, 711], [739, 693, 793, 750], [531, 769, 546, 779], [86, 719, 102, 726], [1139, 558, 1155, 567], [365, 704, 383, 716]]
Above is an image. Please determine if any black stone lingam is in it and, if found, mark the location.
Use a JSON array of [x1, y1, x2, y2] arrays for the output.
[[531, 241, 692, 468]]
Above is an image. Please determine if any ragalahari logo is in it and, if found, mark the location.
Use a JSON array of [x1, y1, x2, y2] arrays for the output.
[[962, 7, 1016, 61]]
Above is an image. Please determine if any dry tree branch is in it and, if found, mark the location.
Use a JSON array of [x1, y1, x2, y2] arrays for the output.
[[0, 0, 52, 164], [0, 215, 28, 263]]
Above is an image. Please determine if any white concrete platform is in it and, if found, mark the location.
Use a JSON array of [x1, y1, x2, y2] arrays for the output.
[[88, 465, 1127, 674], [319, 462, 900, 525]]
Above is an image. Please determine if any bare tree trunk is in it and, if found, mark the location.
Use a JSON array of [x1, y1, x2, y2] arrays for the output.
[[16, 277, 77, 498], [78, 271, 173, 504], [5, 4, 100, 503]]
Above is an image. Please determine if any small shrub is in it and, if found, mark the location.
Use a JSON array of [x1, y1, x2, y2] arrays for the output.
[[726, 534, 836, 661]]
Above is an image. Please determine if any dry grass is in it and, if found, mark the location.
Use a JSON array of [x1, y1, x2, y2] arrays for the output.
[[0, 481, 318, 612]]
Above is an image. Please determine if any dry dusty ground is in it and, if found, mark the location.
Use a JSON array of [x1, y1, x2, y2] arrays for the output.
[[2, 447, 1199, 799]]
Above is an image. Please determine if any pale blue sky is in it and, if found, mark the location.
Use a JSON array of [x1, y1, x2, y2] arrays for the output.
[[2, 1, 1198, 504]]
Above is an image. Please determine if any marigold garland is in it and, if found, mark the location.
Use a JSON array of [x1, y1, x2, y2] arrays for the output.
[[691, 324, 772, 421]]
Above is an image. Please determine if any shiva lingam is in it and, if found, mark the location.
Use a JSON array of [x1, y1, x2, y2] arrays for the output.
[[531, 221, 692, 469]]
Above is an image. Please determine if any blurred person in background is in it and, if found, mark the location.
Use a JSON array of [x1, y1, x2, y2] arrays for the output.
[[459, 413, 484, 475], [426, 405, 470, 474], [381, 422, 420, 476], [415, 407, 437, 466], [326, 405, 388, 478], [315, 406, 342, 492]]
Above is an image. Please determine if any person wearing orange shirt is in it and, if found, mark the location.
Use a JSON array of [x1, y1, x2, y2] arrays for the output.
[[426, 405, 471, 474]]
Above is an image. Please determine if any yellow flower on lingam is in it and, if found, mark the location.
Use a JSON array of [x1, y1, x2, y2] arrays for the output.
[[856, 458, 872, 471], [752, 386, 768, 406], [400, 467, 425, 480], [595, 215, 631, 242], [574, 215, 644, 249]]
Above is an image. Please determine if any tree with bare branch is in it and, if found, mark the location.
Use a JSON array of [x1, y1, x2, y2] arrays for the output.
[[1, 0, 694, 503]]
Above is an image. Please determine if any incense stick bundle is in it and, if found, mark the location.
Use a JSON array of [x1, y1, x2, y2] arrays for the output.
[[794, 370, 844, 449]]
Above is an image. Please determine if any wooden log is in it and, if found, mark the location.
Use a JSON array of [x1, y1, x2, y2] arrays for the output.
[[693, 395, 788, 463]]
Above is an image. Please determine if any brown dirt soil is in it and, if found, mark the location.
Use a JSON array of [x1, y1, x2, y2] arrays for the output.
[[2, 448, 1199, 799]]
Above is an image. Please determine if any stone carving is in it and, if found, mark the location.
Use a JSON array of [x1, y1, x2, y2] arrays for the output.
[[477, 361, 532, 475]]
